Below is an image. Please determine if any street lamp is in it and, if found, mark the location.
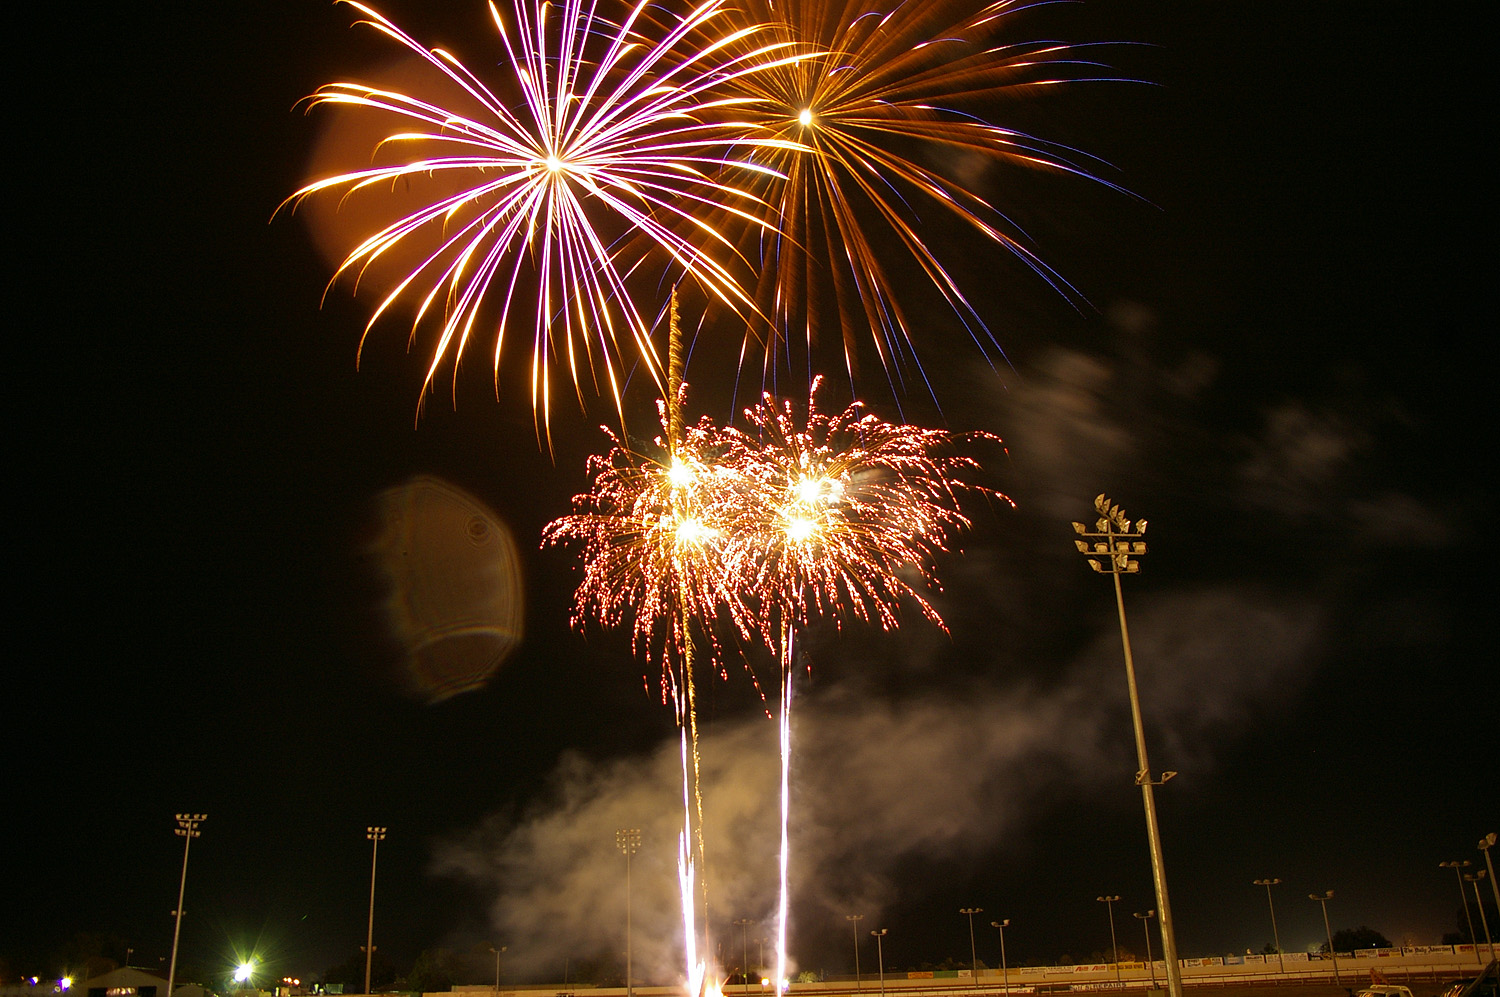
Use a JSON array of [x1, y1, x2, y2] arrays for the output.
[[1480, 835, 1500, 920], [1134, 912, 1157, 989], [990, 921, 1011, 997], [490, 946, 506, 995], [616, 829, 641, 997], [1440, 860, 1479, 965], [1096, 897, 1122, 988], [365, 826, 386, 995], [166, 813, 206, 997], [846, 915, 864, 990], [1252, 879, 1286, 975], [870, 931, 888, 997], [734, 920, 753, 996], [1072, 496, 1183, 997], [1308, 891, 1339, 986], [1464, 871, 1495, 963], [959, 909, 983, 987]]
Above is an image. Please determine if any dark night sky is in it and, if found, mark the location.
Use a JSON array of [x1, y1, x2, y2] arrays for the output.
[[7, 0, 1492, 990]]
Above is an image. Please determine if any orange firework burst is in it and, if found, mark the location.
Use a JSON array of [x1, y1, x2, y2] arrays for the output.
[[544, 376, 1008, 674], [712, 0, 1128, 382], [541, 391, 748, 706], [281, 0, 806, 428], [723, 376, 1009, 653]]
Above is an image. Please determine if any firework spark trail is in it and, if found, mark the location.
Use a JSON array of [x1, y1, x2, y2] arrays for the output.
[[281, 0, 809, 431], [775, 642, 793, 997], [703, 0, 1131, 392]]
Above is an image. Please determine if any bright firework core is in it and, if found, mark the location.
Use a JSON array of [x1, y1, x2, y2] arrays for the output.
[[797, 108, 813, 127]]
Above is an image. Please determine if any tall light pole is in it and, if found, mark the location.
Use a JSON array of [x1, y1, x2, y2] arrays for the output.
[[1096, 897, 1122, 988], [1441, 860, 1479, 965], [616, 829, 641, 997], [990, 921, 1011, 997], [959, 909, 983, 987], [491, 946, 506, 995], [1480, 835, 1500, 918], [1134, 912, 1157, 989], [1309, 891, 1339, 986], [846, 915, 864, 989], [1252, 879, 1285, 975], [365, 826, 386, 995], [166, 813, 206, 997], [1072, 496, 1182, 997], [734, 920, 753, 996], [870, 930, 888, 997], [1464, 872, 1495, 963]]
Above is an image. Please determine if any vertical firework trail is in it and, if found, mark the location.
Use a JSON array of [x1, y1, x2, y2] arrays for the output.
[[776, 630, 793, 997]]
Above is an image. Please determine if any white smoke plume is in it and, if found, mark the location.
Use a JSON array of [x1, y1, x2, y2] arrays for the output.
[[431, 585, 1318, 981]]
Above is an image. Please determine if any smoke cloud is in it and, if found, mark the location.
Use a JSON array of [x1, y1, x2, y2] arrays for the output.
[[432, 585, 1318, 979]]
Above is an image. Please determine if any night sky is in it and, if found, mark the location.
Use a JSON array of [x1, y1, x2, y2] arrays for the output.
[[8, 0, 1491, 990]]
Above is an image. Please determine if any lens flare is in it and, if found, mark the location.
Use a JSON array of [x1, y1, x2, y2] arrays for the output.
[[282, 0, 806, 429]]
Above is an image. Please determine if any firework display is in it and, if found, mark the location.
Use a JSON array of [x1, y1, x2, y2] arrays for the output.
[[713, 0, 1123, 383], [283, 0, 804, 426], [545, 378, 1006, 668], [290, 0, 1105, 989]]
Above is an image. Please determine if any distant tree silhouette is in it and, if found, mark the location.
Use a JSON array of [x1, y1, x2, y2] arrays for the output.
[[1324, 927, 1391, 951]]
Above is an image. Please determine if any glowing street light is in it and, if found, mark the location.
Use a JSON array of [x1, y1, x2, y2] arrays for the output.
[[870, 930, 888, 997], [846, 915, 864, 989], [365, 826, 386, 995], [1071, 497, 1182, 997], [1252, 879, 1285, 975], [1440, 860, 1480, 965], [1096, 897, 1122, 988], [989, 920, 1011, 997], [1134, 912, 1157, 989], [616, 829, 641, 997], [1308, 891, 1339, 986], [234, 963, 255, 986], [166, 813, 206, 997], [959, 909, 983, 987]]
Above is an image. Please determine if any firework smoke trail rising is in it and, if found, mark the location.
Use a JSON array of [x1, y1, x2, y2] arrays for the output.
[[282, 0, 809, 433]]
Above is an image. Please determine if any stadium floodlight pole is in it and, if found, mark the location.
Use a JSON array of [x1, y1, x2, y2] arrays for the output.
[[1465, 872, 1495, 963], [734, 920, 753, 996], [1134, 912, 1157, 989], [1441, 860, 1479, 965], [1309, 891, 1339, 986], [1253, 879, 1286, 975], [846, 915, 865, 989], [959, 909, 983, 987], [618, 821, 642, 995], [490, 946, 506, 995], [1096, 897, 1122, 988], [870, 930, 888, 997], [1072, 496, 1182, 997], [166, 814, 206, 997], [365, 826, 386, 995], [990, 921, 1011, 997], [616, 829, 641, 997], [1481, 835, 1500, 922]]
